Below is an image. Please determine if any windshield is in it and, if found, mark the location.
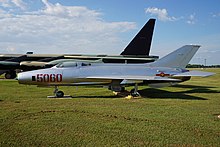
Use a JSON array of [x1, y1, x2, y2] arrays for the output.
[[56, 62, 77, 68]]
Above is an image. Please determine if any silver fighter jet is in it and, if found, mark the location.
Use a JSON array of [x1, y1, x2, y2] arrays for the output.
[[18, 45, 214, 97]]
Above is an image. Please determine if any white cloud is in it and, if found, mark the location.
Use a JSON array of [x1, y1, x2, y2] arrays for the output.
[[11, 0, 26, 10], [212, 12, 220, 18], [0, 0, 26, 9], [0, 8, 11, 17], [0, 0, 136, 54], [145, 7, 177, 22], [6, 46, 16, 52], [40, 0, 101, 18], [0, 0, 11, 8], [187, 13, 196, 24]]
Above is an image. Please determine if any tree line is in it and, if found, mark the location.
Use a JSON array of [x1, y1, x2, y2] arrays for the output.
[[186, 64, 220, 68]]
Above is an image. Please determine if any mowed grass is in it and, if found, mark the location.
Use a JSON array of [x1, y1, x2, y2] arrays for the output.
[[0, 68, 220, 146]]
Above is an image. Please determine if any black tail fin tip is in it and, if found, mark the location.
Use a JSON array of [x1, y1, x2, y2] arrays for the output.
[[120, 18, 156, 56]]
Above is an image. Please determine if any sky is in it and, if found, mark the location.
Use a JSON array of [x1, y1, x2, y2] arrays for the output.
[[0, 0, 220, 65]]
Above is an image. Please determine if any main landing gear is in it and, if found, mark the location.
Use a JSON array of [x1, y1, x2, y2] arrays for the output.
[[113, 83, 141, 98], [130, 83, 141, 97]]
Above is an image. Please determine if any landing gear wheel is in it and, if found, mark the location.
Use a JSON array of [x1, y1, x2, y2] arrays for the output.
[[56, 91, 64, 98], [121, 87, 125, 92], [5, 71, 16, 79], [47, 86, 71, 98], [130, 89, 140, 97], [130, 83, 140, 97]]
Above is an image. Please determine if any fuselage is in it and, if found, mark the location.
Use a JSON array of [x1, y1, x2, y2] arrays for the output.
[[18, 62, 189, 86]]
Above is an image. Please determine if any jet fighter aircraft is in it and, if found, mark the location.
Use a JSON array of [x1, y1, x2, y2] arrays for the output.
[[18, 45, 214, 97]]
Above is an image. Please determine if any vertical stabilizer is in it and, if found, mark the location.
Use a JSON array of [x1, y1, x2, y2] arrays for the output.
[[151, 45, 200, 68], [120, 19, 156, 56]]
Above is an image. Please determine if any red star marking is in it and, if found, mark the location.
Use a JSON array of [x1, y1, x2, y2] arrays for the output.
[[156, 72, 170, 77]]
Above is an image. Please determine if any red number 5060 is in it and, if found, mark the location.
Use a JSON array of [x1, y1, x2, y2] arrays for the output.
[[37, 74, 62, 82]]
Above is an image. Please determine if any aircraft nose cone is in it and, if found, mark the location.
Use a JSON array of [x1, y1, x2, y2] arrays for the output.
[[17, 72, 24, 84], [17, 72, 32, 84]]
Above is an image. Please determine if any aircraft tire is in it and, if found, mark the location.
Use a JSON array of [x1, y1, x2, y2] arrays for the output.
[[5, 71, 16, 79], [56, 91, 64, 98], [130, 89, 140, 97]]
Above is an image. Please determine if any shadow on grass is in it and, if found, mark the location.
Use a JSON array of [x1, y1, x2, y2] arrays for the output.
[[173, 84, 220, 94], [71, 95, 120, 99], [173, 84, 214, 89], [139, 84, 220, 100], [139, 88, 208, 100], [68, 84, 219, 100]]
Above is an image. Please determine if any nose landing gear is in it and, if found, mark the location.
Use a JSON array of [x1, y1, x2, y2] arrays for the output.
[[54, 86, 64, 98], [47, 86, 71, 98]]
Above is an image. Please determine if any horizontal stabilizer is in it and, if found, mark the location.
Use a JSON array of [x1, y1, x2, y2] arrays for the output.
[[6, 55, 27, 62], [39, 56, 64, 62], [173, 70, 215, 77]]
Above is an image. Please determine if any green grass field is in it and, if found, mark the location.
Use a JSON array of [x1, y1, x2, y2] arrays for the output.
[[1, 68, 220, 146]]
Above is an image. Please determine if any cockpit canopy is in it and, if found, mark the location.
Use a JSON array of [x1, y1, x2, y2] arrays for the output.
[[55, 62, 91, 68]]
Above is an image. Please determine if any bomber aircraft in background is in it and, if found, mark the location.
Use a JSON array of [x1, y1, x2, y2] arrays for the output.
[[0, 19, 158, 79], [17, 45, 214, 98]]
